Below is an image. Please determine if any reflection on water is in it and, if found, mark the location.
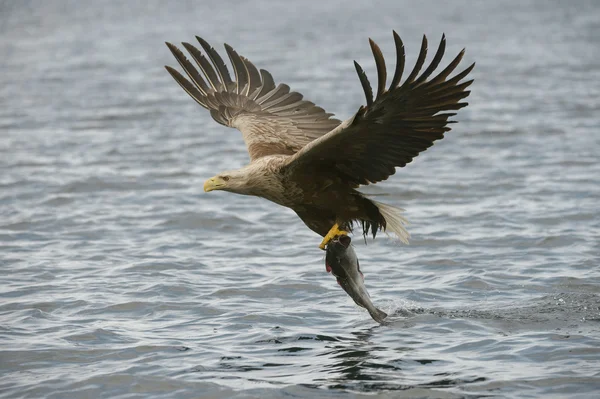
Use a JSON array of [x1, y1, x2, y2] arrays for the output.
[[176, 293, 599, 393]]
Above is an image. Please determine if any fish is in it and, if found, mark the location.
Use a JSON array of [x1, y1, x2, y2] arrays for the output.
[[325, 235, 388, 323]]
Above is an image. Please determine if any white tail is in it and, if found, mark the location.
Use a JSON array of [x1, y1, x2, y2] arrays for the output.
[[372, 200, 410, 244]]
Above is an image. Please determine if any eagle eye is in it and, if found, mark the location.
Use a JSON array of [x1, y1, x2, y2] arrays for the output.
[[222, 175, 230, 182]]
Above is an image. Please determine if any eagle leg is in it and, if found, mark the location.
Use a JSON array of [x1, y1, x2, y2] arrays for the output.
[[319, 223, 348, 250]]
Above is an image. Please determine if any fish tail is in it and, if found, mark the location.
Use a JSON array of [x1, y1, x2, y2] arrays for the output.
[[371, 200, 410, 244], [368, 306, 388, 324]]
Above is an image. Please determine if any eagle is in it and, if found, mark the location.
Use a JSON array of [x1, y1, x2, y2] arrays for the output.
[[165, 32, 473, 249]]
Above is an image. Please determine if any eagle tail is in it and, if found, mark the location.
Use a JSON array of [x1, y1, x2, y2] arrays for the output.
[[371, 200, 410, 244]]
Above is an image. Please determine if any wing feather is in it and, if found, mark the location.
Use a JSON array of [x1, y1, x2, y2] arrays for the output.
[[414, 34, 446, 85], [285, 33, 474, 186], [196, 36, 232, 88], [165, 65, 208, 108], [242, 56, 262, 96], [182, 42, 220, 92], [354, 61, 374, 107], [258, 69, 276, 93], [224, 44, 249, 95], [389, 31, 405, 89], [256, 83, 290, 105], [368, 38, 387, 100], [262, 92, 303, 110], [166, 38, 340, 160], [402, 35, 428, 86], [166, 42, 210, 98]]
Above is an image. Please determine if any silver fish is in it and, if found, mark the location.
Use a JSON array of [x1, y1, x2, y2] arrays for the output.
[[325, 235, 388, 323]]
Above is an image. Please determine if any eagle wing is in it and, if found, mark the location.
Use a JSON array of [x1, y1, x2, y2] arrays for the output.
[[284, 32, 474, 186], [165, 38, 340, 161]]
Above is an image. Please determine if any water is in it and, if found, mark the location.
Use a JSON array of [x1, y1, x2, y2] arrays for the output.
[[1, 1, 599, 397]]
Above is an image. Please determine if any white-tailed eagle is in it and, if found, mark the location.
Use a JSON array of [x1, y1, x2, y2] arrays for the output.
[[165, 32, 473, 249]]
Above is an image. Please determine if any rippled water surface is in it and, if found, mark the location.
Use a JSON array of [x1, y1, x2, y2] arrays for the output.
[[2, 1, 600, 398]]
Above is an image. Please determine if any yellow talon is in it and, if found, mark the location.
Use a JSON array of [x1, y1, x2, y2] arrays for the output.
[[319, 223, 348, 250]]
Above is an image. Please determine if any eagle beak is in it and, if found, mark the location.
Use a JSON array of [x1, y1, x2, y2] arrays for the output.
[[203, 177, 225, 192]]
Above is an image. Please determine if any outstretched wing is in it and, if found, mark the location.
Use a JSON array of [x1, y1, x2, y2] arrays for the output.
[[165, 38, 340, 161], [285, 32, 474, 186]]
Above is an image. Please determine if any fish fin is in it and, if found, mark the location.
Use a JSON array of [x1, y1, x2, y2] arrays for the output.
[[369, 307, 388, 323]]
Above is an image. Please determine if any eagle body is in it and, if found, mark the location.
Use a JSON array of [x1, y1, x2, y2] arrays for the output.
[[212, 154, 384, 237], [165, 32, 474, 245]]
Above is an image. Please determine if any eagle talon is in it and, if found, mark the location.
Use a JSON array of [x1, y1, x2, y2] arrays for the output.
[[319, 223, 348, 250]]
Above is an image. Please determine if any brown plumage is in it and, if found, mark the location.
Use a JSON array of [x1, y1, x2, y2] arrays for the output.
[[165, 32, 474, 244]]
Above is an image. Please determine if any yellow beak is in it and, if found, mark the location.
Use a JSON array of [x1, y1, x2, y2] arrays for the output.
[[203, 177, 225, 192]]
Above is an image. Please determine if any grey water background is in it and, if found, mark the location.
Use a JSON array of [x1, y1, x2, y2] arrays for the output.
[[1, 0, 599, 397]]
